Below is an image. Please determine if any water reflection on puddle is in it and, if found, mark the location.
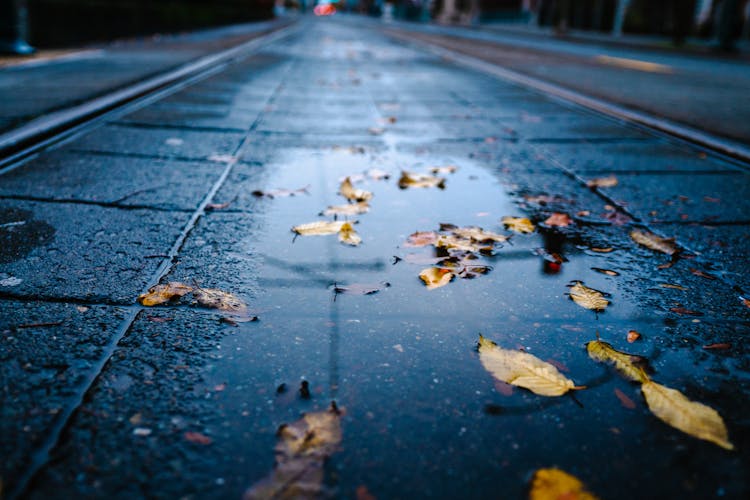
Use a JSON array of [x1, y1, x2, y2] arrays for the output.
[[200, 146, 741, 499]]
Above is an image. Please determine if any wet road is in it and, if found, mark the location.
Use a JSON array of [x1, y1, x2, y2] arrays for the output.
[[1, 16, 750, 499], [382, 19, 750, 146]]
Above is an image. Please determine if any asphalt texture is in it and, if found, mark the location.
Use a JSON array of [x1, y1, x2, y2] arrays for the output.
[[1, 15, 750, 499], [0, 19, 289, 135], [382, 19, 750, 146]]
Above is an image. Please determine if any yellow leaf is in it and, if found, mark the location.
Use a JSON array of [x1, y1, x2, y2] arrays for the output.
[[586, 339, 649, 383], [529, 468, 599, 500], [586, 175, 618, 188], [641, 381, 733, 450], [137, 282, 193, 306], [339, 177, 372, 202], [448, 226, 509, 243], [429, 165, 458, 174], [419, 267, 454, 290], [338, 222, 362, 246], [244, 403, 343, 499], [630, 230, 677, 255], [321, 202, 369, 216], [193, 287, 248, 316], [501, 216, 535, 234], [292, 220, 349, 236], [569, 282, 609, 312], [478, 335, 579, 397], [435, 235, 493, 254], [397, 171, 446, 189]]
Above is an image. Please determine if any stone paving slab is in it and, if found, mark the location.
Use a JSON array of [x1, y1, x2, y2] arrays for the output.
[[67, 124, 245, 161], [0, 200, 189, 302], [0, 301, 128, 490], [0, 151, 224, 210]]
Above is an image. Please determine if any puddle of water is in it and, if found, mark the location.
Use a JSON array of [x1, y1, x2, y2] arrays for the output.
[[178, 144, 749, 499]]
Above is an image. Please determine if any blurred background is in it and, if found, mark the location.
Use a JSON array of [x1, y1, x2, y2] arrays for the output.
[[2, 0, 749, 50]]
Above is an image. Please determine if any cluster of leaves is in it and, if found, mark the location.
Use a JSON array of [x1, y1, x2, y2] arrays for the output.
[[137, 282, 254, 321]]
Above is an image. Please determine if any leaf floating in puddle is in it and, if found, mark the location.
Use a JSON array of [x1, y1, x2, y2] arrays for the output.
[[338, 222, 362, 246], [543, 212, 573, 227], [429, 165, 458, 175], [292, 220, 349, 236], [641, 381, 733, 450], [397, 171, 446, 190], [137, 282, 194, 306], [586, 175, 618, 188], [321, 202, 370, 217], [627, 330, 641, 343], [477, 335, 581, 396], [252, 185, 310, 199], [589, 247, 614, 253], [501, 216, 535, 234], [436, 235, 493, 254], [340, 177, 373, 202], [690, 268, 717, 280], [193, 287, 248, 316], [244, 403, 343, 499], [591, 267, 620, 277], [443, 225, 510, 243], [529, 468, 599, 500], [568, 282, 609, 312], [630, 230, 677, 256], [404, 231, 439, 247], [586, 338, 649, 383], [419, 267, 454, 290]]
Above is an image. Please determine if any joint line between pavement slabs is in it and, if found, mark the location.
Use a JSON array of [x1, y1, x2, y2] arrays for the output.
[[5, 49, 299, 500]]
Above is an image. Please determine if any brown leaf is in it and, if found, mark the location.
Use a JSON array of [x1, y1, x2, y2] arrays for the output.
[[670, 307, 703, 316], [193, 287, 248, 316], [690, 268, 717, 280], [614, 388, 637, 409], [589, 247, 614, 253], [630, 230, 677, 255], [586, 175, 618, 188], [398, 171, 446, 190], [543, 212, 572, 227], [627, 330, 641, 343], [137, 282, 194, 306], [703, 343, 731, 350], [419, 267, 454, 290], [340, 177, 373, 202], [244, 403, 343, 499], [184, 432, 213, 445], [591, 267, 620, 277], [404, 231, 439, 247], [568, 282, 609, 312]]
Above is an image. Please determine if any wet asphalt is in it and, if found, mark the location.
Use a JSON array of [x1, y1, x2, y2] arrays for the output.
[[1, 15, 750, 499]]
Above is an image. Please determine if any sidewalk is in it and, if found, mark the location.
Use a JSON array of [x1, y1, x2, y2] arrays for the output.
[[0, 17, 291, 135], [1, 15, 748, 500]]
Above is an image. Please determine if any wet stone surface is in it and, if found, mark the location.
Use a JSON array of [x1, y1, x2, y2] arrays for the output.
[[2, 16, 749, 500]]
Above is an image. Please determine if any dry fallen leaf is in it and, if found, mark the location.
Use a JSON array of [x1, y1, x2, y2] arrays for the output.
[[591, 267, 620, 277], [568, 282, 609, 312], [293, 220, 349, 236], [321, 202, 369, 217], [630, 230, 677, 255], [478, 335, 581, 397], [501, 216, 535, 234], [193, 287, 248, 316], [445, 225, 509, 243], [340, 177, 373, 202], [137, 282, 194, 306], [338, 222, 362, 246], [404, 231, 439, 247], [642, 380, 733, 450], [586, 175, 618, 188], [589, 247, 614, 253], [397, 171, 446, 189], [419, 267, 454, 290], [690, 268, 717, 280], [660, 283, 687, 291], [543, 212, 573, 227], [429, 165, 458, 175], [627, 330, 641, 343], [586, 338, 649, 383], [436, 235, 493, 254], [529, 468, 599, 500], [244, 403, 343, 499]]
